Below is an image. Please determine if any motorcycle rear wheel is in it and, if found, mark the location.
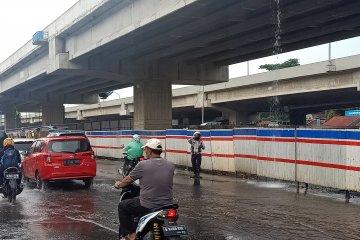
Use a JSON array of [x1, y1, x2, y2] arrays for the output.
[[11, 188, 16, 204], [7, 191, 11, 203], [7, 187, 16, 204]]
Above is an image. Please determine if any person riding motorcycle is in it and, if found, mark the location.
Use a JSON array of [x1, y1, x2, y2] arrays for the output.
[[0, 138, 21, 197], [0, 131, 8, 187], [114, 138, 175, 240], [120, 134, 143, 175], [0, 131, 8, 157]]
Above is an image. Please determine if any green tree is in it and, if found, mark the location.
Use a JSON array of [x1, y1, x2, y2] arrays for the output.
[[325, 109, 343, 121], [257, 112, 289, 122], [259, 58, 300, 71]]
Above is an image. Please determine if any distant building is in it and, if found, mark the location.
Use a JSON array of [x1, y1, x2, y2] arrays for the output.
[[323, 116, 360, 128], [306, 113, 326, 127]]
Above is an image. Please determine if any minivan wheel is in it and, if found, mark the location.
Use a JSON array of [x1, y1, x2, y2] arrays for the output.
[[35, 172, 46, 190], [22, 170, 29, 183], [83, 178, 93, 189]]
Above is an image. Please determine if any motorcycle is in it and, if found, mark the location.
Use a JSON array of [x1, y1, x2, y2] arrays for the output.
[[117, 169, 187, 240], [121, 153, 144, 176], [2, 166, 23, 204]]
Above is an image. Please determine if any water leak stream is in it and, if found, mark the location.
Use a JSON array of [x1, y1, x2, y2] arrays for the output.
[[269, 0, 282, 123]]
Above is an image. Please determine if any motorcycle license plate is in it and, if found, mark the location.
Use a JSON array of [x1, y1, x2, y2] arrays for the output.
[[5, 174, 19, 179], [162, 225, 188, 236]]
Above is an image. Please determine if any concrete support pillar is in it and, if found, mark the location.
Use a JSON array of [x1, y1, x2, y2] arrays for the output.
[[119, 102, 129, 116], [121, 61, 228, 85], [76, 110, 84, 121], [222, 110, 248, 127], [48, 37, 65, 73], [42, 103, 65, 125], [4, 108, 17, 130], [289, 110, 307, 126], [133, 78, 172, 130], [129, 60, 227, 130]]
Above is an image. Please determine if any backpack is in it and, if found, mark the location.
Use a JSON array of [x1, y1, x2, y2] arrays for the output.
[[1, 148, 18, 169]]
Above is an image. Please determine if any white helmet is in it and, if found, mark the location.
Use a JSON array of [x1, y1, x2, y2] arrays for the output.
[[193, 131, 201, 136], [133, 134, 141, 142]]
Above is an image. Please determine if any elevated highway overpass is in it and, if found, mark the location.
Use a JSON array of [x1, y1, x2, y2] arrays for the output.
[[66, 55, 360, 126], [1, 0, 360, 129]]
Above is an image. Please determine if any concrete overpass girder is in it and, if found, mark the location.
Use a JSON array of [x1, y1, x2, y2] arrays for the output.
[[105, 0, 258, 63], [114, 60, 229, 85], [0, 54, 48, 93], [208, 70, 360, 104]]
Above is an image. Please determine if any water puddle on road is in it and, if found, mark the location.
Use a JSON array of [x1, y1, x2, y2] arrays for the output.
[[66, 216, 118, 233], [2, 161, 360, 240]]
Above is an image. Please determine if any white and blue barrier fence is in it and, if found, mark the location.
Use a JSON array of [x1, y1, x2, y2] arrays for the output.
[[86, 130, 166, 159], [86, 128, 360, 192]]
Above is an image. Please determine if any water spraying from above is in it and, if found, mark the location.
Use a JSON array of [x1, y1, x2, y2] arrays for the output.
[[273, 0, 282, 56], [269, 0, 282, 124]]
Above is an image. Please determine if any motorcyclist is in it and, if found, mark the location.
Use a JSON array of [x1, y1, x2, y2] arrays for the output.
[[0, 132, 9, 187], [119, 134, 143, 175], [0, 138, 22, 197], [114, 138, 175, 240]]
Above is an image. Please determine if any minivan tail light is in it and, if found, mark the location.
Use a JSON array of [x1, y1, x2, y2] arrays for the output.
[[46, 156, 52, 163], [91, 151, 95, 160]]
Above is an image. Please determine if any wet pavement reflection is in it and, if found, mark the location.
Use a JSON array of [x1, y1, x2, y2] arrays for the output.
[[0, 159, 360, 240]]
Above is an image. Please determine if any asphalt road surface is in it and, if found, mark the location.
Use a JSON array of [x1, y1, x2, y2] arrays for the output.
[[1, 159, 360, 240]]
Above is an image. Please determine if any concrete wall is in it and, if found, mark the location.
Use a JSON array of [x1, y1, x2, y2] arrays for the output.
[[86, 128, 360, 192]]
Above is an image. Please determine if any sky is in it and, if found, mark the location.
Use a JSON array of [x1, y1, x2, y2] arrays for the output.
[[1, 1, 360, 101], [0, 0, 78, 63]]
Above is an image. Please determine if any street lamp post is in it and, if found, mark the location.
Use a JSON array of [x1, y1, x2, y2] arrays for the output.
[[201, 85, 205, 124], [112, 92, 121, 99]]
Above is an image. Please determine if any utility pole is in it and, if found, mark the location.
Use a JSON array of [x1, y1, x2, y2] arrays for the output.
[[201, 85, 205, 124]]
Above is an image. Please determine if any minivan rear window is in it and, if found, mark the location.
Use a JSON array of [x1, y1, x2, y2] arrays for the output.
[[49, 140, 91, 153]]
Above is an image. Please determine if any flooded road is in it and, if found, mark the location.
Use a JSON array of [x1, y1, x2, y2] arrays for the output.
[[1, 159, 360, 240]]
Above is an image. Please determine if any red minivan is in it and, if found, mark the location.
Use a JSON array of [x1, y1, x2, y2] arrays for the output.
[[22, 135, 96, 189]]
